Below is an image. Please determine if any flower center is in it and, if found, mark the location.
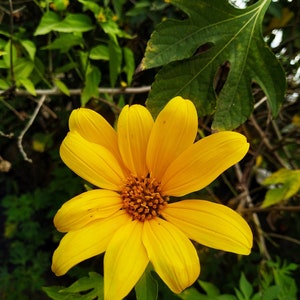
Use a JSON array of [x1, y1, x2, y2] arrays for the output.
[[121, 175, 169, 222]]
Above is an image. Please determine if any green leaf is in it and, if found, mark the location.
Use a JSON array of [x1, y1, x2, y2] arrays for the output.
[[78, 0, 101, 15], [20, 40, 36, 61], [261, 286, 281, 300], [89, 45, 109, 60], [198, 280, 220, 296], [34, 12, 94, 35], [42, 286, 68, 300], [123, 47, 135, 85], [108, 39, 122, 87], [238, 273, 253, 300], [54, 14, 94, 33], [135, 267, 158, 300], [3, 41, 17, 68], [14, 58, 34, 80], [42, 34, 84, 52], [54, 78, 70, 96], [34, 11, 61, 35], [0, 79, 10, 89], [81, 64, 101, 106], [43, 272, 104, 300], [18, 78, 36, 96], [261, 168, 300, 208], [143, 0, 286, 130], [178, 287, 206, 300]]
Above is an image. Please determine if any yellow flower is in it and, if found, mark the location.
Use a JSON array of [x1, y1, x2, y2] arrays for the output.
[[52, 96, 252, 300]]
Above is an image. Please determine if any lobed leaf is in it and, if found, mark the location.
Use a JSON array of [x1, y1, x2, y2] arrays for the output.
[[143, 0, 286, 130]]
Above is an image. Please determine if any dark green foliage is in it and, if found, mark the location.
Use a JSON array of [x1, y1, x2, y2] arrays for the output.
[[0, 0, 300, 299]]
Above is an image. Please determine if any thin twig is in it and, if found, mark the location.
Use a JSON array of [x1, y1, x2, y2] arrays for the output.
[[235, 163, 271, 260], [17, 95, 47, 163], [242, 205, 300, 213], [266, 232, 300, 246], [1, 86, 151, 97], [249, 115, 289, 168], [0, 97, 25, 120], [0, 130, 14, 138], [8, 0, 14, 83]]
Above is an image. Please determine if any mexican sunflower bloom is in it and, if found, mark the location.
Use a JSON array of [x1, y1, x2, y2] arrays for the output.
[[52, 96, 252, 300]]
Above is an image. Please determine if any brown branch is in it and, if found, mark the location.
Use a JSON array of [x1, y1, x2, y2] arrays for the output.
[[266, 232, 300, 246], [235, 163, 271, 260], [1, 86, 151, 97], [17, 95, 47, 163], [242, 205, 300, 213]]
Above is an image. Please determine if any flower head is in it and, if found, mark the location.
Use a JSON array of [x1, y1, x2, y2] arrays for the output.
[[52, 96, 252, 300]]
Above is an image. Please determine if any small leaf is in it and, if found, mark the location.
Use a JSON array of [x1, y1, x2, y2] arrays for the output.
[[123, 47, 135, 85], [135, 267, 158, 300], [42, 34, 83, 52], [89, 45, 109, 60], [51, 0, 69, 11], [34, 11, 61, 35], [54, 78, 70, 96], [108, 39, 122, 87], [198, 280, 220, 296], [20, 40, 36, 61], [54, 14, 94, 33], [261, 286, 280, 300], [18, 78, 36, 96], [0, 79, 10, 89], [81, 65, 101, 106], [239, 273, 253, 300], [3, 41, 17, 67], [262, 168, 300, 208], [178, 287, 206, 300], [14, 58, 34, 80]]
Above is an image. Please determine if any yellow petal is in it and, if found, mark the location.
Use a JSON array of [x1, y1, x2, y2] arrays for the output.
[[69, 108, 121, 160], [161, 131, 249, 196], [54, 189, 122, 232], [104, 221, 149, 300], [142, 218, 200, 294], [52, 210, 130, 276], [117, 105, 154, 176], [146, 96, 198, 180], [162, 200, 252, 255], [60, 131, 128, 190]]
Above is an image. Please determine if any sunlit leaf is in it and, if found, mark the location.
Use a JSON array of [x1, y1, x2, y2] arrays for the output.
[[54, 78, 70, 96], [143, 0, 286, 130], [261, 168, 300, 208], [35, 12, 94, 35], [42, 34, 84, 52], [81, 64, 101, 106], [54, 14, 94, 33], [89, 45, 109, 60], [198, 280, 220, 297], [20, 40, 36, 61], [18, 78, 36, 96], [34, 11, 61, 35], [14, 58, 34, 80]]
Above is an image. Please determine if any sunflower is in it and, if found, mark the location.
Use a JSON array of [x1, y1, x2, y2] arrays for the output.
[[52, 96, 252, 300]]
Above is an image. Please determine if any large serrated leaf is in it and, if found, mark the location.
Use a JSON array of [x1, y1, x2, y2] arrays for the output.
[[143, 0, 286, 130]]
